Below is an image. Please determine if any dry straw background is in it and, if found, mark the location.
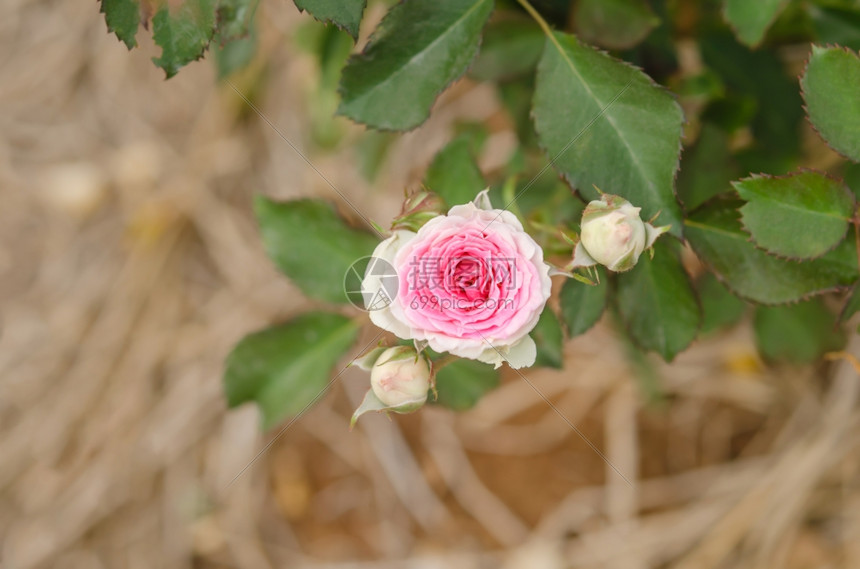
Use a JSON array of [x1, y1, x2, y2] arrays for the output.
[[2, 1, 860, 568]]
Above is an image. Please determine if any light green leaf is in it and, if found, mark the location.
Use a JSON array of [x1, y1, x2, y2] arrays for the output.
[[533, 31, 684, 237], [434, 359, 499, 411], [754, 298, 845, 364], [224, 312, 360, 429], [801, 45, 860, 162], [294, 0, 366, 40], [697, 272, 746, 334], [677, 123, 738, 211], [469, 16, 544, 81], [152, 0, 217, 78], [338, 0, 494, 130], [424, 135, 486, 207], [101, 0, 140, 49], [558, 271, 608, 336], [723, 0, 787, 47], [255, 197, 379, 304], [616, 241, 700, 361], [685, 199, 859, 304], [531, 307, 564, 369], [574, 0, 659, 50], [734, 171, 856, 259]]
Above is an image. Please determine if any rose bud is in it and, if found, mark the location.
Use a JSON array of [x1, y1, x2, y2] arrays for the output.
[[571, 194, 669, 273], [391, 190, 445, 232], [351, 346, 432, 426]]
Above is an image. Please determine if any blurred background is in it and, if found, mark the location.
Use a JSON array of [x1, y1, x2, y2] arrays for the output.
[[2, 1, 860, 568]]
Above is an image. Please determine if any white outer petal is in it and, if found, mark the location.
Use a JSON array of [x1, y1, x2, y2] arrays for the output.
[[363, 230, 415, 340], [476, 335, 537, 369]]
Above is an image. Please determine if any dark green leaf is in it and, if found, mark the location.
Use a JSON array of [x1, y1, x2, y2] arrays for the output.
[[294, 0, 366, 40], [685, 199, 859, 304], [101, 0, 140, 49], [338, 0, 494, 130], [810, 4, 860, 51], [754, 298, 846, 364], [533, 32, 684, 236], [434, 359, 499, 410], [151, 0, 217, 78], [723, 0, 787, 47], [255, 197, 379, 304], [531, 307, 564, 368], [700, 31, 804, 162], [469, 16, 544, 81], [616, 241, 700, 361], [697, 272, 746, 334], [734, 171, 855, 259], [558, 270, 608, 336], [801, 45, 860, 162], [574, 0, 659, 50], [840, 283, 860, 323], [677, 123, 738, 211], [424, 135, 486, 207], [843, 162, 860, 200], [224, 312, 360, 428]]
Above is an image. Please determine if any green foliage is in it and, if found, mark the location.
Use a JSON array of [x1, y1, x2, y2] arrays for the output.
[[573, 0, 659, 50], [685, 200, 859, 304], [224, 312, 360, 428], [809, 4, 860, 50], [293, 0, 366, 40], [677, 124, 738, 211], [558, 271, 608, 336], [337, 0, 493, 130], [533, 31, 684, 236], [152, 0, 218, 78], [801, 45, 860, 162], [216, 0, 257, 42], [101, 0, 140, 49], [841, 284, 860, 323], [531, 307, 564, 368], [214, 24, 257, 79], [434, 359, 499, 410], [754, 299, 846, 364], [616, 241, 700, 361], [734, 171, 856, 260], [254, 197, 379, 304], [424, 135, 486, 207], [723, 0, 787, 47], [470, 16, 544, 81], [697, 272, 747, 334]]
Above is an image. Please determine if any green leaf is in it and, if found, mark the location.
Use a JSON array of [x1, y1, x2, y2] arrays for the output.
[[294, 0, 366, 40], [754, 298, 846, 364], [697, 272, 746, 334], [810, 4, 860, 51], [558, 271, 608, 336], [224, 312, 360, 429], [101, 0, 140, 49], [531, 307, 564, 369], [723, 0, 787, 47], [801, 45, 860, 162], [734, 171, 856, 259], [216, 0, 256, 42], [424, 135, 486, 207], [151, 0, 217, 78], [434, 359, 499, 411], [844, 162, 860, 201], [616, 241, 700, 361], [255, 197, 379, 304], [573, 0, 659, 50], [533, 31, 685, 237], [685, 199, 859, 305], [677, 123, 738, 211], [700, 31, 804, 162], [338, 0, 494, 130], [469, 16, 544, 81], [840, 283, 860, 323], [214, 24, 257, 79]]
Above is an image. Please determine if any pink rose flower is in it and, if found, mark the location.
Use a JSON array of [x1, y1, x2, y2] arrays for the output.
[[364, 191, 552, 369]]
